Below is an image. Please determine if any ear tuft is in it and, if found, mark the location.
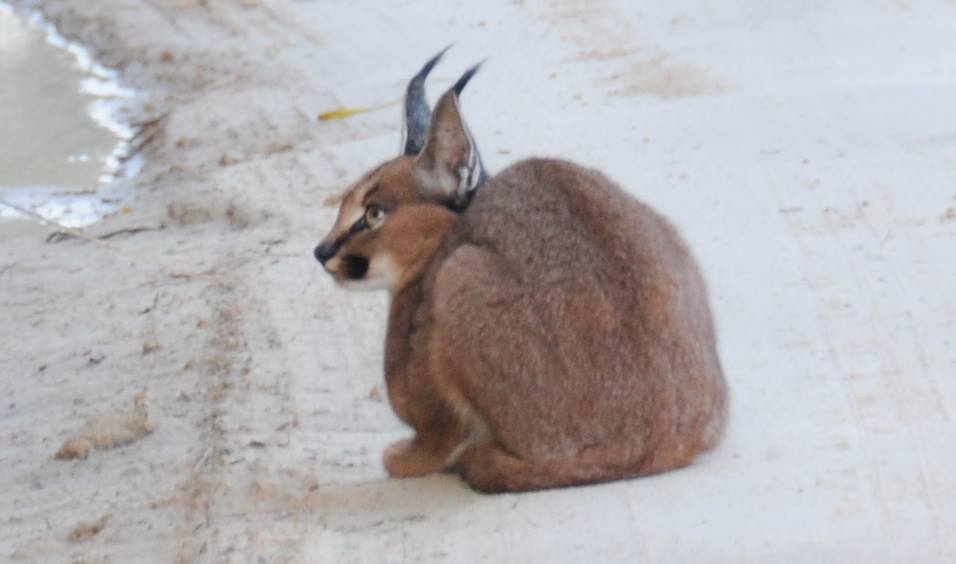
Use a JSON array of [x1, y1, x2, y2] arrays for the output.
[[401, 46, 452, 156], [452, 60, 485, 96]]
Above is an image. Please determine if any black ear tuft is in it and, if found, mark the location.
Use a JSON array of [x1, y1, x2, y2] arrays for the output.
[[402, 45, 453, 156], [452, 60, 485, 97]]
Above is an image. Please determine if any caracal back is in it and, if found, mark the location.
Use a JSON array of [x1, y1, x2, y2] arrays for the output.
[[428, 158, 727, 491]]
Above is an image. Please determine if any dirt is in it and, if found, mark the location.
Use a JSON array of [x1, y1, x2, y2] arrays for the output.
[[68, 515, 110, 543], [54, 392, 154, 460]]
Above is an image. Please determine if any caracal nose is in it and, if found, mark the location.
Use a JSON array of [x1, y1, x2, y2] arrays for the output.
[[314, 241, 336, 265]]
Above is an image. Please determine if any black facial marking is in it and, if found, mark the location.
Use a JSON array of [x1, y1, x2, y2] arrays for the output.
[[342, 255, 370, 279], [348, 214, 369, 236], [313, 214, 371, 264]]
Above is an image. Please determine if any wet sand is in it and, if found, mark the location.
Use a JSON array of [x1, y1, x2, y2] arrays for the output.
[[0, 7, 126, 228]]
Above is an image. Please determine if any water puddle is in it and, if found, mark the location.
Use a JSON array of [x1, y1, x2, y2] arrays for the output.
[[0, 4, 138, 231]]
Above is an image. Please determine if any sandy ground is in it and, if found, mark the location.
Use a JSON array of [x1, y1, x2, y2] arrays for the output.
[[2, 0, 956, 562]]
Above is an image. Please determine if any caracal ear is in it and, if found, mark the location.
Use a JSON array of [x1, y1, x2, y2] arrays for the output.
[[414, 63, 487, 210]]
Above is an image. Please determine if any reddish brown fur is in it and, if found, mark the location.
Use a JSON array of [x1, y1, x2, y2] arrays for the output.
[[317, 87, 727, 493]]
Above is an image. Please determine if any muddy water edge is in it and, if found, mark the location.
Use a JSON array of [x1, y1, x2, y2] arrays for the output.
[[0, 4, 136, 236]]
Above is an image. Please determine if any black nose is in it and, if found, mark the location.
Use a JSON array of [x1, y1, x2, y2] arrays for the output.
[[314, 241, 336, 265]]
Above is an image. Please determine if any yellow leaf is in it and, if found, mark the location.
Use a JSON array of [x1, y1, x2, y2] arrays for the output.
[[317, 107, 369, 122], [121, 206, 134, 214]]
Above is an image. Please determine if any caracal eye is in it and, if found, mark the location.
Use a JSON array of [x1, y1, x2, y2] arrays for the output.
[[365, 205, 386, 228]]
